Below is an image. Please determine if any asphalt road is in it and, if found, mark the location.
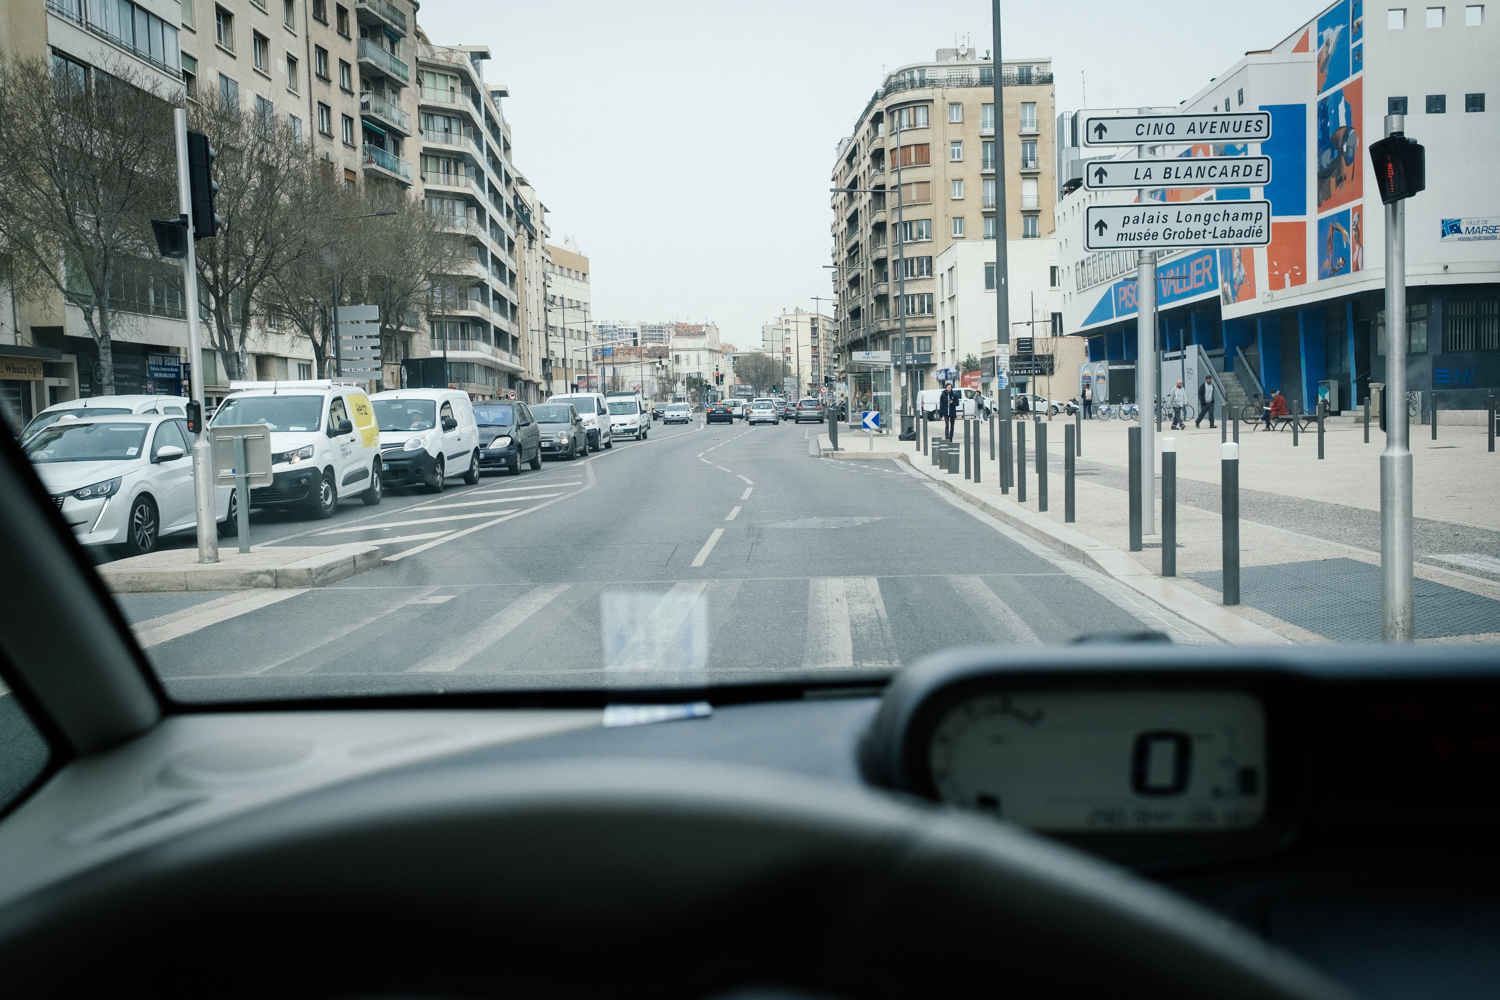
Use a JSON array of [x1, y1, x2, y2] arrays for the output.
[[137, 415, 1206, 702]]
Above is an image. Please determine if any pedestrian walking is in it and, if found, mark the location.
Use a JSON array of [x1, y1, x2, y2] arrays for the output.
[[1170, 380, 1187, 430], [1196, 374, 1216, 429], [938, 381, 961, 441], [1081, 382, 1093, 419]]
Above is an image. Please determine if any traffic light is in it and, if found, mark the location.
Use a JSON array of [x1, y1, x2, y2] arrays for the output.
[[1369, 133, 1425, 205], [186, 130, 220, 239], [185, 399, 203, 435]]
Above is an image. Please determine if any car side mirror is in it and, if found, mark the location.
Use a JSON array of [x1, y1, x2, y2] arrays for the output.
[[153, 444, 185, 463], [330, 419, 353, 437], [442, 416, 458, 431]]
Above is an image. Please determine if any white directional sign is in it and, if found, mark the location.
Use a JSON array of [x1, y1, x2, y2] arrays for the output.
[[861, 411, 881, 430], [1084, 201, 1272, 251], [1082, 112, 1271, 148], [1083, 156, 1272, 191]]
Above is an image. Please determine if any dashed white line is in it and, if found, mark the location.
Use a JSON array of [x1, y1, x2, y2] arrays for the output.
[[741, 487, 753, 500], [725, 506, 741, 521], [690, 528, 725, 568], [737, 475, 753, 485]]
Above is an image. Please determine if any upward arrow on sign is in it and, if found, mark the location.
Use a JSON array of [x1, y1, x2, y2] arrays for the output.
[[1093, 219, 1108, 236], [1093, 166, 1108, 185], [1093, 122, 1108, 141]]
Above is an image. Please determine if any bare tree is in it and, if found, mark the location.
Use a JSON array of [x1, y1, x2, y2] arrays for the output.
[[0, 57, 174, 394], [732, 352, 782, 394]]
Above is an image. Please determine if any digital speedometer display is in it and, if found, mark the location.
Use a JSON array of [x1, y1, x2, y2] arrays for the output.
[[928, 690, 1266, 832]]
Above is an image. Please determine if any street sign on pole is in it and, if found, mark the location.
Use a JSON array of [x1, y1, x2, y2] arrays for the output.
[[861, 411, 881, 430], [1082, 111, 1271, 147], [1083, 156, 1272, 190], [1084, 201, 1272, 251]]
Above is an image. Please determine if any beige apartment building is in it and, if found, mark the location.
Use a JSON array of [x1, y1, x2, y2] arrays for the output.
[[542, 238, 591, 394], [763, 310, 832, 397], [830, 46, 1056, 395]]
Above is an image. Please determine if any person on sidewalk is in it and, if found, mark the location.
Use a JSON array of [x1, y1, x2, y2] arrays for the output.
[[1170, 380, 1187, 429], [1081, 382, 1093, 419], [939, 381, 960, 441], [1196, 375, 1216, 429], [1266, 389, 1288, 430]]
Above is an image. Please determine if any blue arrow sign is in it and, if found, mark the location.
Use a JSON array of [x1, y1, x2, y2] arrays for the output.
[[861, 411, 881, 430]]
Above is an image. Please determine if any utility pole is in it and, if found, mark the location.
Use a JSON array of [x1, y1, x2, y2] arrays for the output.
[[1136, 110, 1157, 535], [991, 1, 1013, 487]]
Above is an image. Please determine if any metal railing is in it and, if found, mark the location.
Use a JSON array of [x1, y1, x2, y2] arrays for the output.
[[360, 91, 411, 130], [362, 143, 411, 179], [1020, 157, 1040, 170], [1235, 344, 1264, 400], [1020, 121, 1039, 134], [357, 38, 409, 83], [422, 128, 482, 157], [1021, 195, 1039, 209], [44, 0, 180, 75], [421, 169, 484, 198], [356, 0, 407, 34]]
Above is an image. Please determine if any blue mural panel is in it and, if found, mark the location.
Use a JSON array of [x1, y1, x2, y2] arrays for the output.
[[1317, 1, 1351, 95], [1262, 104, 1308, 217]]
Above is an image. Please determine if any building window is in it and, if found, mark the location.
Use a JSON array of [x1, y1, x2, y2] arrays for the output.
[[1426, 5, 1444, 25], [950, 140, 963, 161], [952, 217, 966, 238], [1050, 265, 1060, 287], [286, 53, 298, 92], [896, 144, 931, 167], [181, 53, 199, 101], [215, 6, 234, 51], [1427, 94, 1447, 113], [253, 32, 269, 73], [341, 114, 354, 145], [983, 177, 996, 208], [902, 294, 934, 316], [336, 4, 350, 36], [981, 103, 994, 132], [982, 140, 995, 170], [317, 101, 332, 135], [256, 94, 274, 130], [951, 179, 964, 199], [1389, 7, 1406, 27], [948, 102, 963, 123], [1377, 303, 1429, 353], [1467, 92, 1486, 111], [1051, 313, 1063, 335], [1021, 177, 1039, 209], [1021, 139, 1037, 169], [985, 263, 996, 289], [984, 216, 997, 239], [1020, 101, 1037, 131], [898, 256, 933, 278], [313, 0, 327, 22], [1237, 87, 1244, 106], [1467, 4, 1484, 23], [1389, 95, 1408, 114], [1443, 299, 1499, 350], [283, 0, 295, 28], [1022, 215, 1039, 238], [218, 73, 238, 112], [338, 59, 352, 91], [896, 105, 929, 129], [181, 0, 196, 29], [289, 113, 302, 143], [314, 45, 329, 79]]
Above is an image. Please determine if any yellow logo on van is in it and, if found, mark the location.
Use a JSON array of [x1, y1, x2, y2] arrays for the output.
[[348, 393, 379, 448]]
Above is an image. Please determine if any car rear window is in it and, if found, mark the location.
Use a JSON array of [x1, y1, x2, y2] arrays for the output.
[[607, 401, 639, 415], [473, 405, 515, 425], [555, 396, 597, 414]]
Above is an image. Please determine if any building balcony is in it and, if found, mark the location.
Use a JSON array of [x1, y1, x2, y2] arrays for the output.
[[361, 143, 411, 183], [435, 214, 486, 239], [1021, 195, 1040, 209], [422, 128, 483, 159], [1019, 121, 1039, 135], [360, 91, 411, 135], [870, 208, 886, 226], [980, 123, 995, 136], [422, 169, 485, 200], [356, 0, 407, 36], [1020, 157, 1040, 172], [871, 240, 888, 259], [358, 38, 410, 86]]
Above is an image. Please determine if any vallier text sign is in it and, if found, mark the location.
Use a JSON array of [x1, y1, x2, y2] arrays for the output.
[[1082, 112, 1271, 147], [1085, 201, 1272, 251], [1083, 156, 1272, 190]]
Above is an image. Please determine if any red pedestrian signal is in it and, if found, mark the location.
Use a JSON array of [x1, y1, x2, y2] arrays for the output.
[[1369, 133, 1425, 205]]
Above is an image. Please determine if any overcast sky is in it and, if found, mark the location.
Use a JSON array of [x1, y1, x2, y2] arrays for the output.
[[417, 0, 1321, 349]]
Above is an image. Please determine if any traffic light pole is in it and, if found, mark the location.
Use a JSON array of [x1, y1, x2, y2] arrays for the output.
[[1380, 113, 1414, 641], [991, 0, 1013, 490], [175, 108, 218, 564]]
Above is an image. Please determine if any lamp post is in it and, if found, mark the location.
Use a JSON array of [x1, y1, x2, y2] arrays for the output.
[[990, 0, 1014, 489]]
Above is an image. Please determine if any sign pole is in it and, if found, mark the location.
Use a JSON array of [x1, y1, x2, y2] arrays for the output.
[[992, 0, 1013, 490], [174, 108, 218, 564], [1380, 113, 1414, 641]]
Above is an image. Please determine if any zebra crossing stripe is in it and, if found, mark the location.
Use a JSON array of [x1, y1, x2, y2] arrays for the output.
[[409, 584, 572, 673], [948, 576, 1041, 644], [803, 577, 898, 671]]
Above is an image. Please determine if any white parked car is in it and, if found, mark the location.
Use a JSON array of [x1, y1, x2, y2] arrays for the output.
[[20, 395, 188, 444], [370, 388, 481, 492], [23, 413, 234, 555], [747, 399, 778, 424], [548, 393, 612, 452], [604, 394, 649, 441], [211, 381, 382, 520]]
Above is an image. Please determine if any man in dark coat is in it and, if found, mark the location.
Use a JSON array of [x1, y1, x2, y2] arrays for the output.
[[1196, 375, 1216, 429], [938, 381, 961, 441]]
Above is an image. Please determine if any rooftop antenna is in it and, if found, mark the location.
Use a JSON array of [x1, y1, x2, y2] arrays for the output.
[[1082, 70, 1086, 111]]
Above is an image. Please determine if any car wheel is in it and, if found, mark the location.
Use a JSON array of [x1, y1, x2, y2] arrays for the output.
[[309, 471, 337, 520], [463, 450, 480, 485], [362, 461, 383, 506], [529, 448, 541, 471], [217, 489, 239, 538], [426, 457, 446, 493], [604, 433, 613, 449], [122, 494, 159, 555], [565, 441, 577, 460]]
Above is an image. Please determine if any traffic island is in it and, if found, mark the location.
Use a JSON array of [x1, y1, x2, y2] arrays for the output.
[[98, 543, 383, 593]]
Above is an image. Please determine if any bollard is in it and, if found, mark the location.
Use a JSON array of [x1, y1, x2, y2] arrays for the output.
[[922, 415, 928, 455], [1075, 405, 1082, 457], [1036, 421, 1048, 512], [1128, 425, 1142, 552], [1318, 401, 1326, 459], [1490, 395, 1496, 453], [1161, 437, 1177, 577], [974, 420, 982, 484], [1017, 421, 1027, 503], [1233, 403, 1239, 444], [931, 438, 941, 466], [1064, 424, 1076, 523], [947, 441, 960, 474], [1291, 402, 1300, 447], [1364, 396, 1370, 444], [1432, 393, 1438, 440], [233, 436, 251, 555], [964, 420, 972, 480], [828, 409, 839, 452], [1222, 441, 1240, 606], [1221, 399, 1228, 444]]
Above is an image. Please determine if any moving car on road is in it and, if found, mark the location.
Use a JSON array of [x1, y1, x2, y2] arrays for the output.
[[705, 401, 735, 424], [22, 413, 235, 554], [532, 402, 587, 460], [792, 397, 824, 423], [773, 398, 789, 420], [19, 394, 188, 444], [548, 393, 612, 452], [605, 393, 649, 441], [662, 403, 692, 424], [212, 380, 382, 519], [747, 399, 778, 424], [370, 389, 481, 493], [473, 401, 542, 475]]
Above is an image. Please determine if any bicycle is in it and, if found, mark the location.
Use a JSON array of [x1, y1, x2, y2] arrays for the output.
[[1155, 399, 1196, 426], [1119, 398, 1140, 421], [1095, 402, 1118, 420]]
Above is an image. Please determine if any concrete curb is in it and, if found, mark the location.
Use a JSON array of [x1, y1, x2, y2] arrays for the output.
[[98, 544, 383, 593], [886, 455, 1291, 645]]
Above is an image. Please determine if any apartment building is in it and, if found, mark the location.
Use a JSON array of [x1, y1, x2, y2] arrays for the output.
[[542, 237, 591, 393], [668, 322, 722, 392], [829, 46, 1057, 398], [512, 172, 549, 402], [763, 310, 832, 396]]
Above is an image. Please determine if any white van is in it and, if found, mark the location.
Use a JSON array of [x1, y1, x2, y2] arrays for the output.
[[21, 395, 187, 444], [548, 392, 612, 451], [212, 381, 382, 519], [369, 388, 481, 492], [604, 392, 648, 441]]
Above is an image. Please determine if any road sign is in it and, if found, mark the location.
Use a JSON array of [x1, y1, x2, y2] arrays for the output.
[[507, 389, 517, 400], [1015, 337, 1035, 356], [1083, 156, 1272, 190], [849, 350, 891, 364], [1084, 200, 1271, 251], [1082, 112, 1271, 148], [861, 411, 881, 430]]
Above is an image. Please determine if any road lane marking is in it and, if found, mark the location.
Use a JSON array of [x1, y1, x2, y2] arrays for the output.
[[715, 465, 732, 473], [607, 582, 708, 673], [737, 475, 753, 485], [725, 506, 741, 521], [473, 482, 581, 494], [690, 528, 725, 568], [251, 590, 439, 674], [843, 576, 899, 668], [741, 487, 753, 499], [948, 575, 1041, 644], [134, 589, 310, 648], [396, 493, 563, 512], [803, 578, 853, 669], [409, 583, 572, 673], [314, 510, 527, 534]]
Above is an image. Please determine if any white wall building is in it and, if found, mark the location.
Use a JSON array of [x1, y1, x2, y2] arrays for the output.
[[934, 238, 1062, 387], [669, 322, 722, 390]]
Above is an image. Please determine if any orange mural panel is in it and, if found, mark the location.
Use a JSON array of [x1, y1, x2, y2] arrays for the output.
[[1267, 221, 1307, 290]]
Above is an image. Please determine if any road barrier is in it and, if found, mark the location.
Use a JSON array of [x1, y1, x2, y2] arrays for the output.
[[1222, 441, 1240, 606], [1128, 425, 1142, 552], [1162, 437, 1177, 577], [922, 415, 928, 455], [1075, 406, 1083, 457], [1064, 424, 1076, 523]]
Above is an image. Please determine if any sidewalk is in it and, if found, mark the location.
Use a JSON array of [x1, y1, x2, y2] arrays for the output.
[[880, 415, 1500, 645]]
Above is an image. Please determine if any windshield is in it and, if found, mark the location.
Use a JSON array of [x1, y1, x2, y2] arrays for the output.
[[473, 404, 515, 425], [212, 395, 324, 432], [22, 407, 133, 440], [555, 396, 596, 413], [607, 401, 638, 415], [24, 422, 149, 463], [531, 404, 573, 423], [373, 399, 437, 432]]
